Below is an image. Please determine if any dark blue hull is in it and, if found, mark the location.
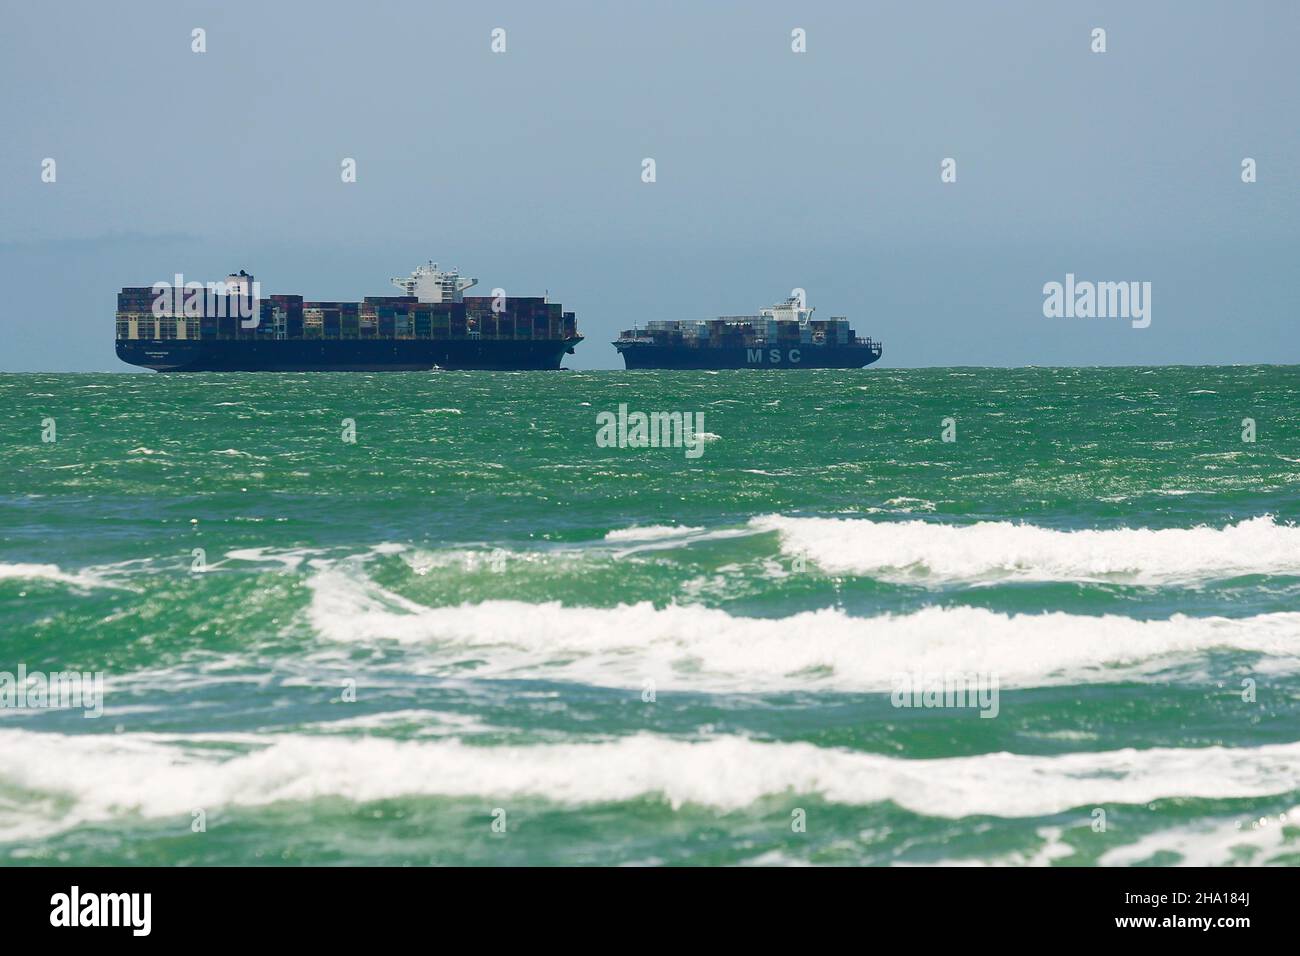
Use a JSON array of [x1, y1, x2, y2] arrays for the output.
[[117, 337, 582, 372], [614, 342, 882, 370]]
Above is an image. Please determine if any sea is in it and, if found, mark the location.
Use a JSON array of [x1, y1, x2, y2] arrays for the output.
[[1, 366, 1298, 866]]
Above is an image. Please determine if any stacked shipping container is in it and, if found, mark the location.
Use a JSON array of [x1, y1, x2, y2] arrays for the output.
[[621, 316, 861, 349], [117, 290, 578, 343]]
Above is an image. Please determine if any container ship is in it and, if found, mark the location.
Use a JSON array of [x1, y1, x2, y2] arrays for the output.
[[115, 263, 583, 372], [613, 294, 882, 369]]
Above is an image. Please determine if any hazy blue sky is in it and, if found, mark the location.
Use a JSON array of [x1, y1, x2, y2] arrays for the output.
[[2, 1, 1296, 370]]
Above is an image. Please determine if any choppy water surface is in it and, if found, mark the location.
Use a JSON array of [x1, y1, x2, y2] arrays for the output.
[[1, 367, 1298, 865]]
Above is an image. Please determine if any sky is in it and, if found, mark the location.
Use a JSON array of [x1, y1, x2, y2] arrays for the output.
[[1, 0, 1297, 370]]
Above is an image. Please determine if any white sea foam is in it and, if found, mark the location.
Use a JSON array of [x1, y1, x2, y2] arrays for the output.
[[1097, 808, 1297, 866], [751, 514, 1300, 584], [302, 565, 1300, 691], [223, 547, 322, 572], [0, 562, 113, 590], [295, 709, 498, 737], [601, 524, 754, 557], [604, 525, 705, 542], [2, 730, 1296, 840]]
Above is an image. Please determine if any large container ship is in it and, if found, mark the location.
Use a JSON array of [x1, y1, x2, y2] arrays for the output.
[[613, 294, 882, 369], [115, 263, 583, 372]]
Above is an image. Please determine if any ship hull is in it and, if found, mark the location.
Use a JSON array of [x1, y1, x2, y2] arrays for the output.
[[615, 343, 881, 370], [117, 338, 582, 372]]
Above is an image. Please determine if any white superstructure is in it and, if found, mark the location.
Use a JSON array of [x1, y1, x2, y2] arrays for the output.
[[390, 262, 478, 304], [760, 295, 815, 325]]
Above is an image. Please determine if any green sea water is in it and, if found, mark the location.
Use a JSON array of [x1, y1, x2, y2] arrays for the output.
[[1, 366, 1299, 866]]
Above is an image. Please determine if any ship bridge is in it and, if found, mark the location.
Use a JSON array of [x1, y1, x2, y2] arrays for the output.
[[760, 296, 815, 325], [391, 262, 478, 303]]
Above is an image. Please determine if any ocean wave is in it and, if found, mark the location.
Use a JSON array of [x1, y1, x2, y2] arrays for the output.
[[751, 514, 1300, 584], [600, 523, 755, 556], [604, 525, 705, 542], [0, 562, 114, 590], [1097, 807, 1296, 866], [2, 730, 1296, 840], [303, 565, 1300, 691], [911, 810, 1299, 867]]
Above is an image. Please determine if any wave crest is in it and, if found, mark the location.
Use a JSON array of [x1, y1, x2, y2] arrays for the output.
[[304, 565, 1300, 691], [3, 730, 1296, 840], [752, 514, 1300, 584]]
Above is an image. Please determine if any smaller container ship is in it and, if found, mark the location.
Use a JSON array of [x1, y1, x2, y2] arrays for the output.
[[613, 294, 882, 369], [115, 263, 582, 372]]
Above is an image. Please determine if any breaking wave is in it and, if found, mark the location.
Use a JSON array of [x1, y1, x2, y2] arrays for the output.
[[0, 562, 114, 590], [3, 729, 1296, 840], [752, 514, 1300, 584], [303, 564, 1300, 691]]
